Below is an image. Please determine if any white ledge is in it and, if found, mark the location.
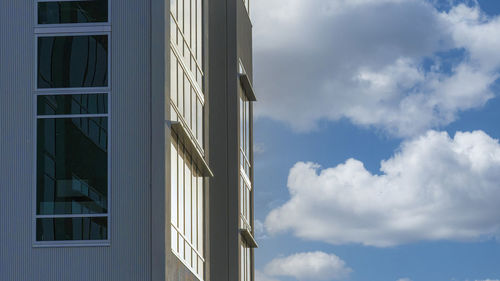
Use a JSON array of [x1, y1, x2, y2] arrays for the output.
[[239, 73, 257, 102], [240, 228, 258, 248], [170, 121, 214, 177]]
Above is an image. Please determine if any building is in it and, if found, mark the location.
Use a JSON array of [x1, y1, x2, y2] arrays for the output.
[[0, 0, 257, 281]]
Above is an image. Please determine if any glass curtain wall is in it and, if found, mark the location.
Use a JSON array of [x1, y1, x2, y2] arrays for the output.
[[35, 0, 110, 244], [170, 0, 205, 280], [239, 72, 254, 281], [239, 86, 252, 232]]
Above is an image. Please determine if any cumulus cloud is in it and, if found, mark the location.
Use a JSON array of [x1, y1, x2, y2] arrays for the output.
[[264, 252, 352, 281], [256, 270, 281, 281], [254, 219, 268, 239], [265, 130, 500, 246], [397, 278, 412, 281], [253, 0, 500, 137]]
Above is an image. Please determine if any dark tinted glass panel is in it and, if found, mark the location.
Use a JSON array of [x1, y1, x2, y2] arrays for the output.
[[38, 94, 108, 115], [37, 217, 107, 241], [38, 1, 108, 24], [37, 117, 108, 215], [38, 35, 108, 88]]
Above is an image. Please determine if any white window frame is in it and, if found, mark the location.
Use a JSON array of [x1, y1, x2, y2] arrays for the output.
[[33, 0, 112, 247]]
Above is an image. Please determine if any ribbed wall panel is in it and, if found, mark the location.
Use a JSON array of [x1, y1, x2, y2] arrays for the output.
[[0, 0, 153, 280], [1, 0, 38, 280], [109, 0, 152, 279], [0, 0, 5, 277]]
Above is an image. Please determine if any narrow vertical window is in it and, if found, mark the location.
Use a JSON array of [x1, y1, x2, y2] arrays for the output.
[[170, 0, 207, 279], [35, 0, 110, 245], [36, 94, 109, 242], [238, 61, 256, 281], [239, 84, 252, 231], [170, 133, 206, 280], [240, 241, 252, 281]]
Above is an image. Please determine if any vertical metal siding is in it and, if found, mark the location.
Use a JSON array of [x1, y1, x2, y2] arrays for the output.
[[0, 0, 153, 280], [110, 0, 152, 279], [0, 0, 5, 276], [1, 0, 37, 279]]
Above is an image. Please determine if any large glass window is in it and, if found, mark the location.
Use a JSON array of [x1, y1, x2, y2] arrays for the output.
[[35, 0, 110, 244], [170, 0, 203, 88], [170, 0, 206, 278], [38, 35, 108, 89], [240, 87, 251, 176], [239, 83, 252, 232], [171, 132, 205, 280], [36, 94, 109, 242], [38, 0, 108, 24]]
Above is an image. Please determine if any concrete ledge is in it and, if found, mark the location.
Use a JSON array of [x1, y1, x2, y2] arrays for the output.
[[240, 228, 258, 248], [239, 73, 257, 102], [170, 121, 214, 177]]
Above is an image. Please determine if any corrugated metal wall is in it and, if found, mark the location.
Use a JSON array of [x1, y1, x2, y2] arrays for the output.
[[0, 0, 153, 280]]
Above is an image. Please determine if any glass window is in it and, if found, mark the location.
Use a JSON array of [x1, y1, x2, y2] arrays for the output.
[[240, 242, 252, 281], [239, 87, 251, 176], [170, 0, 205, 278], [38, 0, 108, 24], [37, 217, 107, 241], [35, 0, 111, 245], [38, 35, 108, 89], [37, 94, 108, 115], [239, 79, 253, 232], [36, 94, 108, 242], [171, 133, 205, 280]]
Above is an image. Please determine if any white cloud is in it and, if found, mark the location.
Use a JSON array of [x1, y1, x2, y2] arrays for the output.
[[253, 0, 500, 137], [475, 279, 500, 281], [397, 278, 412, 281], [264, 252, 352, 281], [254, 142, 267, 155], [254, 219, 268, 239], [265, 130, 500, 246], [256, 270, 281, 281]]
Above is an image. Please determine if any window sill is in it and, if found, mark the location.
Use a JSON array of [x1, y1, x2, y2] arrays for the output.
[[170, 121, 214, 177], [33, 241, 111, 248], [239, 73, 257, 102], [240, 228, 258, 248]]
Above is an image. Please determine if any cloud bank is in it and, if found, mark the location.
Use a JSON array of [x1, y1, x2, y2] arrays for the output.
[[263, 252, 352, 281], [265, 130, 500, 246], [253, 0, 500, 137]]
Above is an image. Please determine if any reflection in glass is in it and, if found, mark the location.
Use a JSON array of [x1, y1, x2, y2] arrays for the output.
[[38, 94, 108, 115], [36, 217, 107, 241], [38, 1, 108, 24], [38, 35, 108, 88], [37, 117, 108, 215]]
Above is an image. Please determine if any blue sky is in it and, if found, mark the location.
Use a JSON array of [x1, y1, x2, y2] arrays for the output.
[[251, 1, 500, 281]]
